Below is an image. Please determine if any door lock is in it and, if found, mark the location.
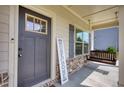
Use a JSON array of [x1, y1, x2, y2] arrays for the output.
[[18, 48, 22, 51], [18, 54, 22, 57]]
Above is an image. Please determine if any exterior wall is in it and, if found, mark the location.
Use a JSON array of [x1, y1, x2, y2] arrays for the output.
[[0, 5, 18, 87], [119, 6, 124, 86], [94, 27, 119, 50], [39, 5, 89, 59], [0, 6, 10, 72]]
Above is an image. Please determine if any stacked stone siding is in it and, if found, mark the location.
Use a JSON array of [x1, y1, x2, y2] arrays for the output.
[[56, 55, 87, 80]]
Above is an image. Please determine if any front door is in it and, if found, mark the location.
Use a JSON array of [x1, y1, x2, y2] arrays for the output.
[[18, 6, 51, 87]]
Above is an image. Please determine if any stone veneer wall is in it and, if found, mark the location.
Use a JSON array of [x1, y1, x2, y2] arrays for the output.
[[42, 55, 87, 87]]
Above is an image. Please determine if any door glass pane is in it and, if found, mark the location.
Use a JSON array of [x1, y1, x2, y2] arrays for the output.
[[26, 15, 34, 31], [34, 19, 41, 32], [76, 43, 82, 55], [41, 21, 46, 33]]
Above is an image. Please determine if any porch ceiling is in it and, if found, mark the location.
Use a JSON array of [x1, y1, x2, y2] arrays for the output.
[[64, 5, 119, 28]]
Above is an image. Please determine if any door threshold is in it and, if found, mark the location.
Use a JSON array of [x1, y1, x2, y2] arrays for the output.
[[32, 78, 52, 87]]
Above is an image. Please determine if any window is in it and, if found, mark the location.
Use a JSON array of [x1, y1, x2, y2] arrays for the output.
[[75, 28, 89, 55], [83, 32, 89, 54], [25, 13, 47, 34], [75, 42, 83, 55], [75, 29, 83, 55]]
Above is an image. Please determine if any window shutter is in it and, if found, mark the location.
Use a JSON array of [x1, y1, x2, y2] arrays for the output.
[[69, 24, 74, 58]]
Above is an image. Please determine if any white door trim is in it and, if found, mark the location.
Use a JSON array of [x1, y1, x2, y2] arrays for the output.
[[9, 5, 19, 87]]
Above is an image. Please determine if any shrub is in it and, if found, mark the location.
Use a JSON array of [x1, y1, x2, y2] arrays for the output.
[[106, 47, 116, 54]]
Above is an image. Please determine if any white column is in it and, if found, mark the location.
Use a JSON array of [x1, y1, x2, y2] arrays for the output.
[[119, 6, 124, 86], [90, 31, 94, 50]]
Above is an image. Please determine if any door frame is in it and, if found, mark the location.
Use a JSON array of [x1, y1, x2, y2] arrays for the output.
[[9, 5, 57, 87]]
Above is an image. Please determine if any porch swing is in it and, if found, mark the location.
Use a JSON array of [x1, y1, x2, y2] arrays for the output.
[[87, 12, 118, 65]]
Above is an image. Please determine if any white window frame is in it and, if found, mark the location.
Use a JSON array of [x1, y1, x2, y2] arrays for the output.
[[74, 28, 90, 57], [83, 32, 90, 55], [25, 13, 48, 35]]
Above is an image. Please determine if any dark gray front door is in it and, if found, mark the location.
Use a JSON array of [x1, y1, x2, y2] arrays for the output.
[[18, 6, 51, 87]]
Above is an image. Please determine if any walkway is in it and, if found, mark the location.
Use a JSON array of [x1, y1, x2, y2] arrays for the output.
[[55, 61, 118, 87]]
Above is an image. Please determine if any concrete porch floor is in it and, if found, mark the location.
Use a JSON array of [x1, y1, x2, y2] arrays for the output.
[[55, 61, 119, 87]]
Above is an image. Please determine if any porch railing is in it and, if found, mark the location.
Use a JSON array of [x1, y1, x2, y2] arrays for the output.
[[87, 50, 117, 65]]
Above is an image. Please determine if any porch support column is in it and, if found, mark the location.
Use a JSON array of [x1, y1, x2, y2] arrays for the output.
[[119, 6, 124, 86], [90, 31, 94, 50]]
